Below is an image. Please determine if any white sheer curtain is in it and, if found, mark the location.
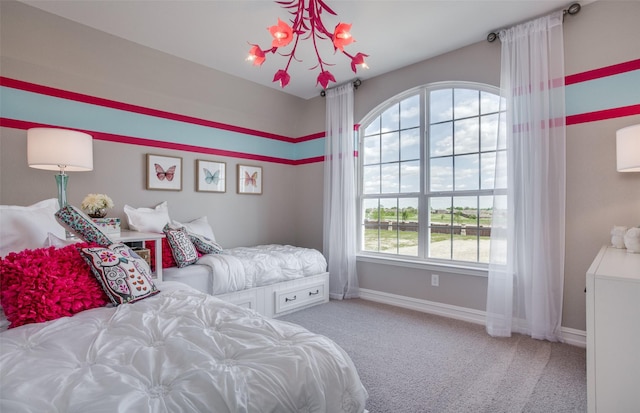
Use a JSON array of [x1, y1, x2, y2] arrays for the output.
[[486, 10, 566, 341], [323, 83, 359, 300]]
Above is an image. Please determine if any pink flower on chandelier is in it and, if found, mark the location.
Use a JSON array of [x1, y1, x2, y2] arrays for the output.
[[332, 23, 354, 51], [273, 69, 291, 88], [247, 0, 369, 90], [350, 52, 369, 73], [247, 45, 266, 66], [268, 18, 294, 48], [316, 71, 336, 89]]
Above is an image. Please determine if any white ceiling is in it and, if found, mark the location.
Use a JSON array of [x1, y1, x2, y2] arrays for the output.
[[21, 0, 594, 100]]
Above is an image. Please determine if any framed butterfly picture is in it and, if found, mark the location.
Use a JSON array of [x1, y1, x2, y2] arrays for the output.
[[146, 154, 182, 191], [196, 159, 226, 193], [237, 164, 263, 195]]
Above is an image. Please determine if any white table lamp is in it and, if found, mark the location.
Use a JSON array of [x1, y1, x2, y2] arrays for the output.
[[616, 124, 640, 172], [27, 128, 94, 208]]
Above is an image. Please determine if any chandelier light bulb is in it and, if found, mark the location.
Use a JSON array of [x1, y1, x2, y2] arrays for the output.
[[247, 45, 266, 66]]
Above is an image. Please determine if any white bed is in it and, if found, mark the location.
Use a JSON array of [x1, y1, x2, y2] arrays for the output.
[[163, 244, 331, 317], [0, 281, 368, 412], [1, 200, 363, 411]]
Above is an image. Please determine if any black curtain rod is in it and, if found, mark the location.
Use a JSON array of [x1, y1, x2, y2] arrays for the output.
[[320, 78, 362, 97], [486, 2, 581, 42]]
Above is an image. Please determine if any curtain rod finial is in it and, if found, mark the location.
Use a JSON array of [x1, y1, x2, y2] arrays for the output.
[[320, 79, 362, 97], [565, 3, 581, 15]]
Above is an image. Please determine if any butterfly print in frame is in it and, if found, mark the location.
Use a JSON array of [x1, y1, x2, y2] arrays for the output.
[[196, 160, 226, 193], [244, 171, 257, 187], [155, 164, 176, 181], [204, 169, 219, 184], [146, 154, 182, 191], [237, 164, 262, 195]]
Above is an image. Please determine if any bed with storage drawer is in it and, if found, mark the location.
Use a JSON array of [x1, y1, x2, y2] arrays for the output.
[[162, 244, 330, 317], [124, 201, 331, 318]]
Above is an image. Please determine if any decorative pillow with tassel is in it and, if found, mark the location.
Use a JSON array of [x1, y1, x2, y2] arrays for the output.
[[55, 205, 113, 246], [80, 243, 159, 305]]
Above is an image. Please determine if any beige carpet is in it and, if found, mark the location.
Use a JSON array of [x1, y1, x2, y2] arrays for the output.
[[279, 298, 587, 413]]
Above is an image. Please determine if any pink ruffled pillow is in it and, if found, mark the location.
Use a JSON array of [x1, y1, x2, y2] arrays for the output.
[[143, 239, 203, 271], [0, 243, 110, 328], [145, 238, 178, 270]]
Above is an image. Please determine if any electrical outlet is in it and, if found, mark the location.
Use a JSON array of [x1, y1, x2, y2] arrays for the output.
[[431, 274, 439, 287]]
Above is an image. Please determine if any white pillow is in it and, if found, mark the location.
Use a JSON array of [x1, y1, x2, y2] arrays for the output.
[[172, 216, 216, 241], [45, 232, 81, 248], [124, 201, 171, 233], [0, 198, 65, 257]]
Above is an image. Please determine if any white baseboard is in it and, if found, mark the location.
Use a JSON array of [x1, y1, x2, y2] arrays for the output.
[[359, 288, 486, 325], [559, 326, 587, 348], [358, 288, 586, 348]]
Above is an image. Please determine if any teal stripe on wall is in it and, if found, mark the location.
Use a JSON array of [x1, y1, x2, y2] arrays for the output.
[[565, 70, 640, 116], [295, 138, 325, 160], [0, 87, 298, 161]]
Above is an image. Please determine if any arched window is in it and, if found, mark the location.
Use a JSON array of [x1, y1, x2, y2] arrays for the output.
[[358, 82, 505, 265]]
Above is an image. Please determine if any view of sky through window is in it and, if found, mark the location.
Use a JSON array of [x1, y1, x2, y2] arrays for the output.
[[359, 84, 505, 263]]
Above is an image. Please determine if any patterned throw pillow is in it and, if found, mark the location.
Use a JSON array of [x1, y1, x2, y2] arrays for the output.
[[0, 242, 110, 328], [55, 205, 113, 247], [163, 224, 198, 268], [189, 232, 223, 255], [80, 243, 159, 305]]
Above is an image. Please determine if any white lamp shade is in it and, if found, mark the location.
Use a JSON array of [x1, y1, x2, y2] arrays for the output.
[[616, 124, 640, 172], [27, 128, 93, 172]]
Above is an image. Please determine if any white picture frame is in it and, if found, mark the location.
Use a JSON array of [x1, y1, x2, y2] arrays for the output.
[[237, 164, 263, 195], [146, 154, 182, 191], [196, 159, 226, 193]]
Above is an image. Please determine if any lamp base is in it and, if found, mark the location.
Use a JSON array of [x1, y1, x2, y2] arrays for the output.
[[54, 173, 73, 238], [55, 173, 68, 208]]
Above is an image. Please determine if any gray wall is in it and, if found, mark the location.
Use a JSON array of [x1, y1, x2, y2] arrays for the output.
[[0, 1, 314, 249], [1, 1, 639, 332]]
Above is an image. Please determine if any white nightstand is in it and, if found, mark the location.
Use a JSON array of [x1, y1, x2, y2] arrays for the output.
[[586, 246, 640, 412], [112, 231, 165, 282]]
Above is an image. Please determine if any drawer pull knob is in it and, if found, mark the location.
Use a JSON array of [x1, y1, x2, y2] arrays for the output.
[[309, 290, 320, 296], [285, 295, 297, 302]]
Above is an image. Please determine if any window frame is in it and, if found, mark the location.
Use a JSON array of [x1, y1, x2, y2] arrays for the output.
[[357, 81, 503, 271]]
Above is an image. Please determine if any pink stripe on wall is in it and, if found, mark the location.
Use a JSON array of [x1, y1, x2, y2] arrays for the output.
[[565, 59, 640, 85], [296, 156, 325, 165], [566, 104, 640, 125], [297, 132, 325, 142]]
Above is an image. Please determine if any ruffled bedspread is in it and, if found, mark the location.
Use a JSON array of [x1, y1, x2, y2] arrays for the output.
[[197, 244, 327, 294], [0, 282, 367, 413]]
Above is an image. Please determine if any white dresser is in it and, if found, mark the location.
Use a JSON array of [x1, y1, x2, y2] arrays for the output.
[[586, 246, 640, 413]]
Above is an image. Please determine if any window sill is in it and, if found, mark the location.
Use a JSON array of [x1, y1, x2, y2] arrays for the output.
[[356, 253, 488, 277]]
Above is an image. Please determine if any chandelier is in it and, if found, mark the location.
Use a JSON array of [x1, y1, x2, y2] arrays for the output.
[[247, 0, 369, 90]]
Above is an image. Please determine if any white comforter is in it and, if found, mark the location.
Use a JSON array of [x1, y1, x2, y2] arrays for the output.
[[197, 244, 327, 295], [0, 282, 367, 413]]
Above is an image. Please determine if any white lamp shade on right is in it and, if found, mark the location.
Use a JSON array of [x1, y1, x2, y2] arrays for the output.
[[616, 124, 640, 172], [27, 128, 94, 172]]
